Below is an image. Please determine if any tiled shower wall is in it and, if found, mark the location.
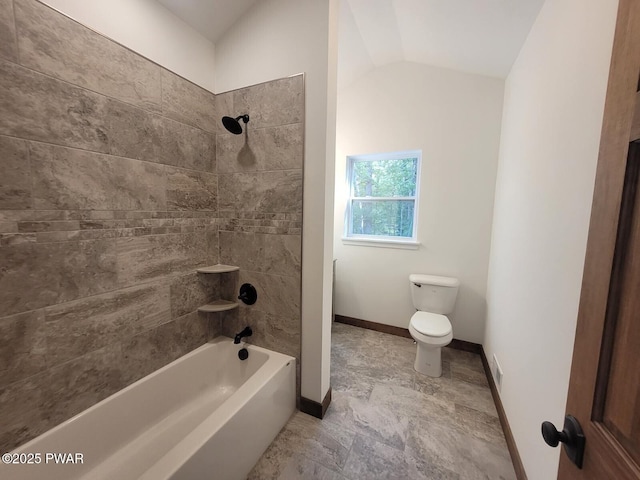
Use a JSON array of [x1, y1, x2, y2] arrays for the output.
[[0, 0, 223, 452], [216, 76, 304, 373], [0, 0, 304, 454]]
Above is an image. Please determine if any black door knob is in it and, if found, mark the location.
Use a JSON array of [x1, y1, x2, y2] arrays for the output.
[[541, 421, 565, 447], [541, 415, 585, 469]]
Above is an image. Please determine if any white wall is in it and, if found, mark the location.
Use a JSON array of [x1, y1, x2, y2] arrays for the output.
[[215, 0, 338, 404], [336, 0, 374, 91], [40, 0, 216, 92], [334, 62, 504, 343], [483, 0, 618, 478]]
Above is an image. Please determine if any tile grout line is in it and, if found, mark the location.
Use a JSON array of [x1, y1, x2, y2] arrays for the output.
[[0, 132, 218, 176], [11, 0, 19, 65]]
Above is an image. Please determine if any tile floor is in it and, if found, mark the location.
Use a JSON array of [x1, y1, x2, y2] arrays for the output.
[[249, 322, 516, 479]]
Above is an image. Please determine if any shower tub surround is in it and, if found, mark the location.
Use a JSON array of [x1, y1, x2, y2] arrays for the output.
[[216, 76, 304, 385], [0, 0, 304, 456], [0, 0, 219, 453], [0, 337, 296, 480]]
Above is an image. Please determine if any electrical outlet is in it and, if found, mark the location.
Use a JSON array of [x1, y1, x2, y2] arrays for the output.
[[492, 354, 503, 392]]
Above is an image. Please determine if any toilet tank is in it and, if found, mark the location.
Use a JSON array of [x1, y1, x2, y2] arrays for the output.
[[409, 274, 460, 314]]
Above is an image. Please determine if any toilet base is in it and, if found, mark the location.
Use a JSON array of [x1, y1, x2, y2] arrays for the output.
[[414, 344, 443, 377]]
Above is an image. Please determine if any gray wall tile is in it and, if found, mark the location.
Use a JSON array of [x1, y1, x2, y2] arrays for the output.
[[170, 271, 220, 319], [174, 310, 209, 352], [216, 76, 304, 391], [44, 283, 171, 366], [30, 142, 167, 211], [161, 69, 216, 133], [166, 167, 217, 211], [119, 312, 207, 386], [219, 270, 240, 298], [0, 309, 47, 386], [233, 75, 304, 129], [0, 0, 17, 62], [221, 308, 300, 359], [116, 232, 215, 286], [0, 58, 110, 152], [0, 135, 31, 209], [217, 123, 303, 173], [18, 220, 79, 232], [214, 91, 234, 135], [237, 270, 300, 319], [14, 0, 162, 112], [0, 223, 19, 234], [0, 343, 125, 455], [254, 312, 301, 359], [220, 231, 301, 277], [0, 5, 306, 454], [0, 239, 118, 316], [0, 2, 222, 453], [208, 312, 222, 339], [119, 322, 179, 386], [103, 98, 165, 161], [44, 343, 125, 426], [218, 170, 303, 213], [0, 374, 51, 452], [160, 118, 215, 172]]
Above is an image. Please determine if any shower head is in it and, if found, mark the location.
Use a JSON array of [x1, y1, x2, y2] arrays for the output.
[[221, 114, 250, 135]]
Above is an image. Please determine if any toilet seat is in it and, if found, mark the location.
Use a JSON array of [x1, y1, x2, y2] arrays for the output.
[[410, 311, 452, 337]]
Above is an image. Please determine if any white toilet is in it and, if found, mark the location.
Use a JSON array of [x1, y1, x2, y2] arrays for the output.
[[408, 274, 460, 377]]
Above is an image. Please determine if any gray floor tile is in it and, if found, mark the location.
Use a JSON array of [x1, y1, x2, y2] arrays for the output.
[[330, 366, 376, 400], [457, 435, 516, 480], [453, 403, 506, 445], [405, 419, 468, 473], [249, 323, 516, 480], [415, 373, 498, 417], [369, 383, 455, 424], [343, 435, 459, 480], [278, 454, 349, 480], [324, 390, 409, 450], [248, 411, 356, 478], [450, 362, 489, 387]]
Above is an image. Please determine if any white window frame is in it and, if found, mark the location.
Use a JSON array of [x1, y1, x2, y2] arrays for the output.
[[342, 150, 421, 250]]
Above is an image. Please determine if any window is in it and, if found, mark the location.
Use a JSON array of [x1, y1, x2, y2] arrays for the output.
[[343, 150, 421, 248]]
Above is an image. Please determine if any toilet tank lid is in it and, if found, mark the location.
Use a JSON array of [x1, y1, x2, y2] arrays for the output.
[[409, 274, 459, 287]]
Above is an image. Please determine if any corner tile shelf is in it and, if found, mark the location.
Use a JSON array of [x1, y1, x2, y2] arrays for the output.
[[197, 300, 239, 313], [196, 264, 240, 313], [196, 264, 240, 274]]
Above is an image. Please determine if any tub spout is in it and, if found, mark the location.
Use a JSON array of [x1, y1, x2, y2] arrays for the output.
[[234, 326, 253, 344]]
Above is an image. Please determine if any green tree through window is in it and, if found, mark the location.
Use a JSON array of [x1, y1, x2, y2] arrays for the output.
[[345, 151, 420, 241]]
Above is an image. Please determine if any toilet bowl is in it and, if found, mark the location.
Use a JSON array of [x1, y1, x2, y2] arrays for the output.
[[408, 274, 459, 377], [409, 311, 453, 376]]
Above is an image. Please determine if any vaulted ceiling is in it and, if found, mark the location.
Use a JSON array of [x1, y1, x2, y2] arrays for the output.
[[156, 0, 545, 89], [155, 0, 258, 43], [337, 0, 545, 88]]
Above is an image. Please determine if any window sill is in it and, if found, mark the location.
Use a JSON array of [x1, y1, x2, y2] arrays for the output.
[[341, 237, 421, 250]]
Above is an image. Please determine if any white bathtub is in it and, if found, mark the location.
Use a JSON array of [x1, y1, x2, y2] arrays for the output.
[[1, 337, 296, 480]]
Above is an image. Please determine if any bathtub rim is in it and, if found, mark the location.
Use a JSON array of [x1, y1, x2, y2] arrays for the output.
[[139, 340, 296, 479], [11, 336, 295, 456]]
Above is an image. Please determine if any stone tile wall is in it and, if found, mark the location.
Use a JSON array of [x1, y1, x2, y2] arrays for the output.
[[0, 0, 304, 454], [0, 0, 222, 452], [216, 76, 304, 369]]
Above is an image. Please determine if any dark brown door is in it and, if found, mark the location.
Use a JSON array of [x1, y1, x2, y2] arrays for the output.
[[558, 0, 640, 478]]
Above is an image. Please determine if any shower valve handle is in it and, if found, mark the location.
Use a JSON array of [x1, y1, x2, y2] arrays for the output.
[[238, 283, 257, 305]]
